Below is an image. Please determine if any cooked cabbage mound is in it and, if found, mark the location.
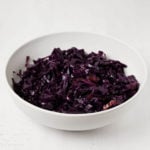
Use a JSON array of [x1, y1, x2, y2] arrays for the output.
[[12, 47, 139, 113]]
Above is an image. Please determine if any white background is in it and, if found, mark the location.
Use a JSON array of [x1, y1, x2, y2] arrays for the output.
[[0, 0, 150, 150]]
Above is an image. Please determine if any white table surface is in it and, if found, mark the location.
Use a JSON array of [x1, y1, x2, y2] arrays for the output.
[[0, 0, 150, 150]]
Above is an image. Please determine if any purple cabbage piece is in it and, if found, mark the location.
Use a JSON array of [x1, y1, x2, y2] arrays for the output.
[[12, 47, 139, 114]]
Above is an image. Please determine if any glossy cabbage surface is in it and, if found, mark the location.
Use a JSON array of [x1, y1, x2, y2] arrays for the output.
[[12, 47, 139, 113]]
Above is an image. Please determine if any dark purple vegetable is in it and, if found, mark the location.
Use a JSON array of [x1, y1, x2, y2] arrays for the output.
[[12, 47, 139, 114]]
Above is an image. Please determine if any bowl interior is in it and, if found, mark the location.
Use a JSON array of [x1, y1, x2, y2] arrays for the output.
[[6, 32, 147, 94]]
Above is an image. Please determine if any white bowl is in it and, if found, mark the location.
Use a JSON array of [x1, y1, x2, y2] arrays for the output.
[[5, 32, 147, 131]]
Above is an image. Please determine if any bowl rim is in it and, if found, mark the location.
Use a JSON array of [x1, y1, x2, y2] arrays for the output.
[[5, 31, 148, 117]]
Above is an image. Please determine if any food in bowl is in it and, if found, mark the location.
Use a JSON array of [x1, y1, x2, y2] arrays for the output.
[[12, 47, 139, 114]]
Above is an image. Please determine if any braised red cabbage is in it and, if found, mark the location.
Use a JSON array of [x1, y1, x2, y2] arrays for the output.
[[12, 47, 139, 113]]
